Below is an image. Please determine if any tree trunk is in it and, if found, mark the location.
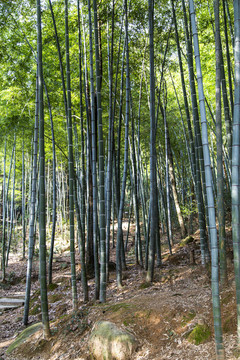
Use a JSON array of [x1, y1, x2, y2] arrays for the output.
[[93, 0, 106, 303], [116, 0, 130, 288], [22, 137, 26, 259], [214, 0, 227, 286], [146, 0, 158, 282], [166, 123, 187, 238], [88, 0, 99, 299], [232, 0, 240, 346], [182, 0, 210, 264], [6, 134, 16, 267], [65, 0, 78, 310], [37, 0, 50, 338], [189, 0, 224, 357], [24, 71, 38, 325]]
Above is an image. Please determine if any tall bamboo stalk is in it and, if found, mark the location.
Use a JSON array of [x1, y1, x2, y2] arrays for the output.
[[116, 0, 130, 288], [65, 0, 78, 310], [182, 0, 210, 264], [146, 0, 158, 282], [24, 71, 39, 325], [189, 0, 224, 357], [37, 0, 50, 338], [93, 0, 106, 303], [232, 0, 240, 345], [6, 134, 16, 267], [88, 0, 99, 299], [1, 141, 7, 281], [22, 137, 26, 259], [214, 0, 227, 285], [106, 1, 115, 282]]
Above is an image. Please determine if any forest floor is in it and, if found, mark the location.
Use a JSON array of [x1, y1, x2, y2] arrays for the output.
[[0, 222, 239, 360]]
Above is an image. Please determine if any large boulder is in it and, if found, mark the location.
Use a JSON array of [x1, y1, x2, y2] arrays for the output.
[[88, 320, 138, 360], [7, 322, 42, 354]]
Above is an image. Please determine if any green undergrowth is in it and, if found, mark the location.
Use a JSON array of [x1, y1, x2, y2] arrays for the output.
[[187, 324, 211, 345]]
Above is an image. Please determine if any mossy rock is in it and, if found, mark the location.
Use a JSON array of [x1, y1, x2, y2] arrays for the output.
[[187, 324, 211, 345], [88, 320, 138, 360], [179, 236, 194, 247], [7, 323, 42, 354]]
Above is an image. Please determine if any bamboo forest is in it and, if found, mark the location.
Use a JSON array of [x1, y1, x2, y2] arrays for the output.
[[1, 0, 240, 359]]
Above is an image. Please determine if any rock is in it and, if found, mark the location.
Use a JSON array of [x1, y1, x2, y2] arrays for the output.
[[179, 235, 194, 247], [88, 320, 138, 360], [7, 322, 42, 354]]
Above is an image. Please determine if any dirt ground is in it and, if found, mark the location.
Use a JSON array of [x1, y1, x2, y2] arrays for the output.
[[0, 227, 239, 360]]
